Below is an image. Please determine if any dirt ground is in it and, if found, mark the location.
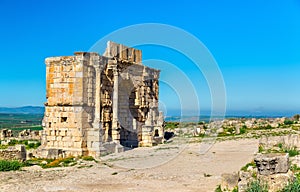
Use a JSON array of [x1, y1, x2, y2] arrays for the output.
[[0, 138, 259, 192]]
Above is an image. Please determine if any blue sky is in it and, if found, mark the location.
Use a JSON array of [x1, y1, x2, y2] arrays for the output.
[[0, 0, 300, 116]]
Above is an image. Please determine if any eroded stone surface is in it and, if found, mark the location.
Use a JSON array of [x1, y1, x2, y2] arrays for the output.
[[254, 153, 289, 175], [41, 41, 164, 158]]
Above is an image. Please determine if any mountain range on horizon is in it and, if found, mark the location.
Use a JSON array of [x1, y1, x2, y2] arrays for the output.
[[0, 106, 44, 114], [0, 106, 297, 117]]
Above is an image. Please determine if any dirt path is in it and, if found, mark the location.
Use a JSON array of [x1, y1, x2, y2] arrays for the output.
[[0, 138, 258, 192]]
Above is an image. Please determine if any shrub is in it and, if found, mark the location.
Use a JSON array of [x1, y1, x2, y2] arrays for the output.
[[265, 125, 272, 129], [284, 119, 294, 125], [0, 160, 23, 171], [8, 139, 18, 146], [258, 145, 264, 153], [214, 185, 222, 192], [284, 147, 299, 157], [81, 156, 95, 161], [240, 126, 247, 134], [245, 180, 268, 192]]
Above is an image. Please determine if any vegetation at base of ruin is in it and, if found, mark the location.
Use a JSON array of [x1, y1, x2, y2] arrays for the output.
[[41, 156, 77, 168], [245, 180, 268, 192], [0, 160, 23, 171], [241, 161, 256, 172], [81, 156, 96, 161], [24, 156, 98, 169]]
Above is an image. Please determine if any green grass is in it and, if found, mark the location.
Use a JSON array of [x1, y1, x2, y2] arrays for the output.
[[245, 180, 268, 192], [0, 160, 23, 171], [241, 161, 256, 172], [285, 147, 299, 157], [164, 122, 179, 129]]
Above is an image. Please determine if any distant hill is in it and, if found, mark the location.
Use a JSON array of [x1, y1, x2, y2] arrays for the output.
[[0, 106, 44, 114]]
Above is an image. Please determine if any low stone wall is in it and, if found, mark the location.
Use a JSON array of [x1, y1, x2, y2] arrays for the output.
[[259, 134, 300, 149], [0, 145, 26, 161]]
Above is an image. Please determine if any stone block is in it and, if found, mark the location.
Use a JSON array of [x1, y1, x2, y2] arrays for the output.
[[254, 153, 289, 175], [257, 171, 294, 192], [220, 172, 239, 191]]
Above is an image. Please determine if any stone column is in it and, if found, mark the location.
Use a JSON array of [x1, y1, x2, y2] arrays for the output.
[[88, 54, 103, 158], [112, 66, 120, 142], [93, 63, 101, 128]]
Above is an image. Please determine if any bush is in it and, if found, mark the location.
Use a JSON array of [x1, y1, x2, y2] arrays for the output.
[[81, 156, 95, 161], [245, 180, 268, 192], [214, 185, 222, 192], [284, 147, 299, 157], [284, 119, 294, 125], [0, 160, 23, 171], [240, 126, 247, 134]]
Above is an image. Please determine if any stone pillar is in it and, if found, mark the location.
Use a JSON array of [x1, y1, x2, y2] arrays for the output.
[[93, 61, 102, 128], [88, 54, 103, 158], [112, 66, 120, 142]]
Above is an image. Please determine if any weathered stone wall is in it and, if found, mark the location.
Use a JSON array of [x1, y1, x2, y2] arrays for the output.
[[43, 53, 99, 156], [259, 134, 300, 149], [41, 41, 163, 158], [0, 145, 26, 161]]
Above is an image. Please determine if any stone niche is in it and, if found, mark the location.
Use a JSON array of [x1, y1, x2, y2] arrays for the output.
[[39, 41, 164, 158]]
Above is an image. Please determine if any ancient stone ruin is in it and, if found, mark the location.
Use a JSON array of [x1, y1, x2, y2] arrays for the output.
[[40, 41, 164, 158]]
